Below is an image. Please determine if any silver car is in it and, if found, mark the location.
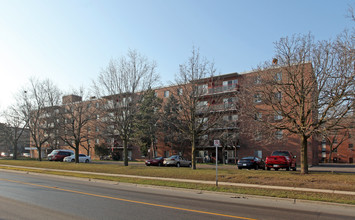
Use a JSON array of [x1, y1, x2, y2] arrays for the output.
[[163, 155, 191, 167]]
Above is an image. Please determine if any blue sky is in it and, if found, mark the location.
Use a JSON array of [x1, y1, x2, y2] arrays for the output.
[[0, 0, 353, 111]]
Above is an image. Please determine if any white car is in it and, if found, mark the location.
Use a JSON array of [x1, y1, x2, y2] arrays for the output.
[[63, 154, 91, 163]]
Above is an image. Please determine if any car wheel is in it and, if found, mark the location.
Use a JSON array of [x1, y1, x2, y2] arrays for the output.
[[274, 168, 279, 171], [267, 167, 271, 171], [238, 167, 242, 170], [292, 164, 297, 171], [189, 163, 192, 168], [286, 166, 290, 171], [71, 159, 75, 162], [176, 162, 180, 168], [254, 165, 259, 170], [85, 159, 89, 163]]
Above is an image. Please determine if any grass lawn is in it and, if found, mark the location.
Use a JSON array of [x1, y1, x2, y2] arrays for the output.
[[1, 159, 355, 205]]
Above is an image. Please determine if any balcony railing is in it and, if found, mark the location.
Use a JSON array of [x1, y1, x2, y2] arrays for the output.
[[207, 84, 239, 95]]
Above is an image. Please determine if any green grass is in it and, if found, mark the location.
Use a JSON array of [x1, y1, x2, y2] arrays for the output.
[[1, 159, 355, 205]]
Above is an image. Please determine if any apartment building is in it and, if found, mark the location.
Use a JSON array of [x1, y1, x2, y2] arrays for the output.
[[30, 63, 354, 164]]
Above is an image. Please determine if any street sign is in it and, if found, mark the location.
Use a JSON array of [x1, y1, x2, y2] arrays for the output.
[[214, 140, 220, 147]]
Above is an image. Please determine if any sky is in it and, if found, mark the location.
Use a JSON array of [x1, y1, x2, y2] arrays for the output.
[[0, 0, 353, 112]]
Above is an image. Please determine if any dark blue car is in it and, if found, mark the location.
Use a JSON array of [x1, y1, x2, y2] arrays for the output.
[[237, 156, 265, 170]]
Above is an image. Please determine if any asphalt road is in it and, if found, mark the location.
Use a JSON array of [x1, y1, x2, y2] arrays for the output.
[[0, 171, 354, 220]]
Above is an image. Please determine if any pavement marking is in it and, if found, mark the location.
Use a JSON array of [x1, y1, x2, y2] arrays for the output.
[[0, 178, 257, 220]]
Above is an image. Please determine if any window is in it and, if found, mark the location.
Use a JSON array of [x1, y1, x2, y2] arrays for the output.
[[274, 111, 283, 120], [223, 115, 238, 121], [96, 126, 99, 132], [254, 75, 262, 84], [275, 92, 282, 102], [197, 101, 208, 110], [177, 88, 183, 95], [254, 94, 262, 103], [275, 72, 282, 82], [223, 97, 237, 108], [96, 102, 99, 108], [255, 112, 262, 121], [164, 90, 169, 98], [223, 79, 238, 91], [198, 84, 208, 95], [95, 139, 100, 144], [349, 144, 354, 149], [275, 130, 283, 139]]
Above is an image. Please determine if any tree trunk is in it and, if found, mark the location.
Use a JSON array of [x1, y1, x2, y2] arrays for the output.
[[328, 146, 333, 163], [37, 147, 42, 161], [75, 144, 80, 163], [13, 141, 18, 160], [191, 134, 196, 170], [300, 135, 309, 174], [123, 139, 128, 166]]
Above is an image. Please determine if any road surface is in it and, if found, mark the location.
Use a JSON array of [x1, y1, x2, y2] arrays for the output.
[[0, 170, 354, 220]]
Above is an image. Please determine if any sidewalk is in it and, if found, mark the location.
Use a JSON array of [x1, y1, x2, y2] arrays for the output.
[[1, 164, 355, 196]]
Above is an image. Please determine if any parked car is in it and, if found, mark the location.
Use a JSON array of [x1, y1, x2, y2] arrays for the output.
[[1, 152, 9, 157], [47, 149, 74, 161], [237, 156, 265, 170], [63, 154, 91, 163], [145, 156, 164, 166], [22, 153, 31, 157], [163, 155, 191, 167], [265, 150, 297, 171]]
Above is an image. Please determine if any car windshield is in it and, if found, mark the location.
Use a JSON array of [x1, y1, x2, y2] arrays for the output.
[[50, 150, 59, 155], [241, 157, 254, 160], [272, 151, 289, 156]]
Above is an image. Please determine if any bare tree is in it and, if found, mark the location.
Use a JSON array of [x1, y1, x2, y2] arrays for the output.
[[57, 88, 98, 163], [240, 32, 354, 174], [172, 47, 228, 169], [0, 105, 28, 159], [94, 49, 159, 166], [21, 78, 62, 161]]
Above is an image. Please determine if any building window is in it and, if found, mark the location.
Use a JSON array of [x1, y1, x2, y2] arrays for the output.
[[198, 84, 208, 95], [164, 90, 169, 98], [223, 97, 237, 108], [96, 126, 99, 132], [349, 144, 354, 149], [95, 139, 99, 144], [255, 112, 262, 121], [223, 79, 238, 91], [96, 102, 100, 108], [254, 94, 262, 103], [274, 111, 283, 120], [275, 72, 282, 82], [275, 92, 282, 102], [275, 130, 283, 139], [254, 75, 262, 84], [177, 88, 183, 95]]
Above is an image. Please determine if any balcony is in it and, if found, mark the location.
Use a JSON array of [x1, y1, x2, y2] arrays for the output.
[[207, 84, 239, 95]]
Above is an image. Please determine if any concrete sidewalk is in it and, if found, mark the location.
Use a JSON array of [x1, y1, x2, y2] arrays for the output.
[[1, 164, 355, 196]]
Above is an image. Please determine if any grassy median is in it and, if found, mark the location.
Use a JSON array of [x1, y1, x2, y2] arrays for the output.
[[1, 159, 355, 205]]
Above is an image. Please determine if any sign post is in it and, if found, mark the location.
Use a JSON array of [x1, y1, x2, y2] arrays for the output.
[[214, 140, 220, 187]]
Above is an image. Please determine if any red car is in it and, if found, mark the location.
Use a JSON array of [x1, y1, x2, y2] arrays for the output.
[[265, 151, 297, 171], [47, 150, 74, 161], [145, 157, 164, 166]]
